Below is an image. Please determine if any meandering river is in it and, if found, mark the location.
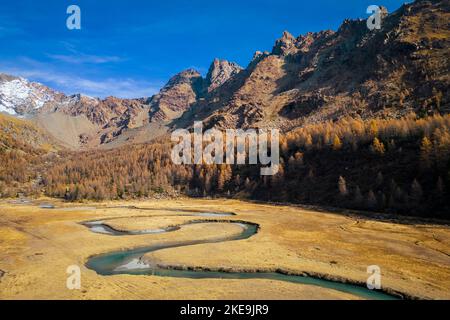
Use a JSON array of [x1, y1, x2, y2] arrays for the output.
[[83, 210, 399, 300]]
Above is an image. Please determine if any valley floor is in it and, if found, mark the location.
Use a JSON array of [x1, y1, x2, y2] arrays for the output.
[[0, 198, 449, 300]]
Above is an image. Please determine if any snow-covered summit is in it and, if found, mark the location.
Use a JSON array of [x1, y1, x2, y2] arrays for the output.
[[0, 74, 61, 115]]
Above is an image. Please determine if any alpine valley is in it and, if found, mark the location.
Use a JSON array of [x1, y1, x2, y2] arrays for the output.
[[1, 0, 450, 301], [1, 0, 449, 217]]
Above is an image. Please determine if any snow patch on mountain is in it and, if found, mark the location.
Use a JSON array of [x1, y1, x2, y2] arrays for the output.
[[0, 103, 17, 115], [0, 76, 58, 115]]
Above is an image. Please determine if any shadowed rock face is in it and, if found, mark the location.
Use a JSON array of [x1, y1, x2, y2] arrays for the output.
[[272, 31, 298, 56], [204, 59, 243, 93], [147, 60, 243, 123], [148, 69, 203, 122]]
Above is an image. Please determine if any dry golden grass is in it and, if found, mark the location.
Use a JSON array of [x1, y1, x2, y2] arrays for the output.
[[0, 198, 448, 300]]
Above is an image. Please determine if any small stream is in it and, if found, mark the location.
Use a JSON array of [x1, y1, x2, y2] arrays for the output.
[[83, 211, 399, 300]]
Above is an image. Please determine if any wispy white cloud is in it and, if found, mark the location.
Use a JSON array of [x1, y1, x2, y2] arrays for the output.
[[0, 58, 162, 99], [47, 53, 123, 64], [46, 42, 125, 65]]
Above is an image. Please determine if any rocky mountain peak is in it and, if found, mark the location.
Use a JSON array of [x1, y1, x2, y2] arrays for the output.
[[295, 30, 335, 53], [0, 73, 19, 82], [205, 58, 243, 93], [0, 74, 61, 115], [164, 69, 202, 88], [248, 51, 270, 69], [271, 29, 337, 58], [71, 93, 97, 101], [251, 51, 270, 61], [182, 0, 449, 132], [272, 31, 298, 56], [149, 69, 203, 122], [379, 5, 389, 19]]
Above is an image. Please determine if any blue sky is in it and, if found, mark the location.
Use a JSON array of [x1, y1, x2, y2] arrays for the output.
[[0, 0, 407, 98]]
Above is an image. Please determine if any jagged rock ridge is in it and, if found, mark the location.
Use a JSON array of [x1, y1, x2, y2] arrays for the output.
[[175, 0, 449, 131]]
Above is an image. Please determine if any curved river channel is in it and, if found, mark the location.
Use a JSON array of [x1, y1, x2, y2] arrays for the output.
[[83, 210, 399, 300]]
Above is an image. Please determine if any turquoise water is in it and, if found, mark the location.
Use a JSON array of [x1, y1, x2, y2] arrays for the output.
[[84, 213, 399, 300]]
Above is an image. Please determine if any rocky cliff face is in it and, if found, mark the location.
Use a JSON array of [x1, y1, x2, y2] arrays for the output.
[[204, 58, 243, 93], [148, 69, 203, 122], [176, 0, 449, 131], [272, 31, 298, 56], [60, 94, 148, 127], [147, 60, 243, 123]]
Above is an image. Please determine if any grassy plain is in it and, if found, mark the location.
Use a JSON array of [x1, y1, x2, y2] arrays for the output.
[[0, 198, 449, 300]]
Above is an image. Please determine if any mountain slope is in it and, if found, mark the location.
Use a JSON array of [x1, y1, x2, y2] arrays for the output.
[[174, 0, 449, 131], [148, 59, 243, 123], [148, 69, 203, 123], [0, 58, 243, 149], [0, 74, 64, 115], [0, 113, 60, 197], [204, 58, 243, 93], [0, 0, 447, 149], [0, 73, 153, 149], [1, 0, 449, 218]]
